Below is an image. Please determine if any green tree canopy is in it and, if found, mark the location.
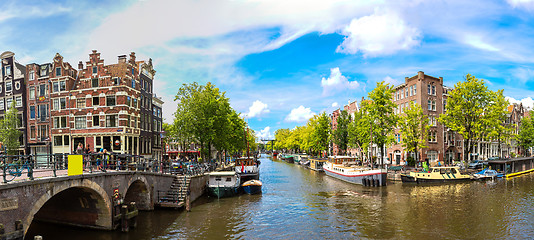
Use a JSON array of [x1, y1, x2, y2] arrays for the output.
[[517, 115, 534, 156], [398, 102, 429, 165], [0, 102, 22, 155], [332, 110, 351, 155]]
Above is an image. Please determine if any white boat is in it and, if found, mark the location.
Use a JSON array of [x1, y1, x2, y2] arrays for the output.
[[323, 156, 387, 187], [207, 171, 240, 198]]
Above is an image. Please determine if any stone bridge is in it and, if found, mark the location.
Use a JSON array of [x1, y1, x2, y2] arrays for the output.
[[0, 171, 207, 239]]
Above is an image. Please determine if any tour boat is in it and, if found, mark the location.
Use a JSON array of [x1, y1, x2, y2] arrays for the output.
[[323, 156, 387, 187], [400, 166, 471, 183], [242, 179, 262, 195], [207, 171, 240, 198]]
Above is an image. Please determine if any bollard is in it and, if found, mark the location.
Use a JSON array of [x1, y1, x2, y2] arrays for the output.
[[128, 202, 138, 228], [15, 220, 22, 231], [185, 193, 191, 212], [121, 205, 129, 232], [35, 236, 43, 240]]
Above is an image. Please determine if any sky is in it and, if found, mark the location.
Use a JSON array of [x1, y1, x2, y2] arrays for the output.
[[1, 0, 534, 141]]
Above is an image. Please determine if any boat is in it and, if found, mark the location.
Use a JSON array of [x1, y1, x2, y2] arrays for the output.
[[323, 156, 387, 187], [401, 166, 471, 183], [487, 157, 534, 178], [309, 158, 327, 171], [272, 152, 279, 159], [295, 154, 309, 165], [472, 168, 504, 180], [280, 155, 294, 163], [235, 156, 260, 183], [242, 179, 262, 194], [207, 171, 240, 198]]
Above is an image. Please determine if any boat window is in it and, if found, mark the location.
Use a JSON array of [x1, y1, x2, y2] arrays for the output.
[[433, 169, 440, 173], [215, 177, 222, 181], [226, 177, 232, 182], [450, 168, 457, 174], [440, 169, 446, 174]]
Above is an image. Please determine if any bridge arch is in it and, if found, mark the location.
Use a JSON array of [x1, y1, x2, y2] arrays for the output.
[[124, 176, 152, 210], [24, 179, 113, 234]]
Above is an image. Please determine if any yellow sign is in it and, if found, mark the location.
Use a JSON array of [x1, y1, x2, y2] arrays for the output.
[[68, 155, 83, 176]]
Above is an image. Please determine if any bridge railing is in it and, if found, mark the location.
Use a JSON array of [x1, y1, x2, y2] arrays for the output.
[[1, 153, 214, 183]]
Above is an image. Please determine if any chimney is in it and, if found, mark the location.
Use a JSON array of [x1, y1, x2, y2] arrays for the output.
[[439, 77, 443, 83], [129, 52, 136, 63], [78, 61, 83, 70], [118, 55, 127, 63], [418, 71, 424, 79]]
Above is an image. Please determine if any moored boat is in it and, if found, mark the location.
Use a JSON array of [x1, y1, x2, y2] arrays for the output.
[[235, 156, 260, 183], [323, 156, 387, 187], [207, 171, 240, 198], [472, 168, 504, 180], [242, 179, 262, 195], [309, 158, 327, 171], [401, 166, 471, 183]]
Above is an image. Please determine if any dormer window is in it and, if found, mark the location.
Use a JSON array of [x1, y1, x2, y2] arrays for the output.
[[30, 70, 35, 80], [92, 66, 97, 74], [56, 67, 61, 76], [4, 66, 11, 76]]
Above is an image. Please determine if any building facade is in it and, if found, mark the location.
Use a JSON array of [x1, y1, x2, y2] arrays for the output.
[[1, 51, 27, 154]]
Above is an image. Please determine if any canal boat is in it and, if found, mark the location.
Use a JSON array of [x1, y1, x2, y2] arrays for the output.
[[400, 166, 471, 183], [235, 156, 260, 183], [486, 157, 534, 178], [472, 168, 504, 180], [323, 156, 387, 186], [242, 179, 262, 195], [309, 158, 327, 171], [281, 155, 294, 163], [207, 171, 240, 198], [272, 152, 279, 159]]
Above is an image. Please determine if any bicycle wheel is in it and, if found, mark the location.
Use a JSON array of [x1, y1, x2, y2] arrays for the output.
[[4, 164, 20, 182]]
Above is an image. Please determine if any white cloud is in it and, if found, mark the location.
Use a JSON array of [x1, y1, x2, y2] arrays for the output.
[[336, 11, 421, 56], [285, 106, 316, 123], [506, 96, 534, 110], [383, 76, 401, 86], [464, 35, 500, 52], [512, 67, 534, 83], [256, 126, 274, 140], [247, 100, 270, 118], [331, 102, 339, 108], [507, 0, 534, 10], [321, 67, 360, 96]]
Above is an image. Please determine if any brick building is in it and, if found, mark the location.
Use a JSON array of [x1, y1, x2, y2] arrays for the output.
[[26, 62, 52, 158], [138, 59, 156, 159], [152, 94, 163, 162], [0, 51, 27, 154]]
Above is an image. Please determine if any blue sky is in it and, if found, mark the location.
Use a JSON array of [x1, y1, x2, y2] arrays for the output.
[[1, 0, 534, 140]]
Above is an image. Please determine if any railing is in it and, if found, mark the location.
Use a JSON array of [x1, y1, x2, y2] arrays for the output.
[[0, 153, 216, 184]]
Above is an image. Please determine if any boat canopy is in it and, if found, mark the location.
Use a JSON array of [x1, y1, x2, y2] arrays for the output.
[[209, 171, 237, 176]]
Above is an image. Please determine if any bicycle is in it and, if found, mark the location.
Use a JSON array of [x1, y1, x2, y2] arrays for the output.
[[4, 159, 32, 182]]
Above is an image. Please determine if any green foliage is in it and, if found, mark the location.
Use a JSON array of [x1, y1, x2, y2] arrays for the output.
[[364, 81, 398, 164], [348, 109, 371, 159], [0, 102, 21, 155], [309, 112, 331, 156], [406, 156, 416, 167], [332, 110, 351, 154], [517, 115, 534, 154], [438, 74, 506, 160], [274, 128, 291, 150], [398, 102, 429, 161]]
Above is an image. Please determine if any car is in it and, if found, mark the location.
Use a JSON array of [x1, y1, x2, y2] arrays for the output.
[[468, 160, 487, 169]]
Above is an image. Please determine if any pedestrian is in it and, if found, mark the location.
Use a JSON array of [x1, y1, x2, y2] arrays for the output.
[[84, 144, 92, 169], [76, 143, 83, 154]]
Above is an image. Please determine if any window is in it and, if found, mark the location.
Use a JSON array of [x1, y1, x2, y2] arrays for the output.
[[56, 67, 61, 76], [409, 86, 413, 97], [96, 136, 101, 146], [30, 106, 35, 119], [428, 131, 437, 142], [54, 136, 62, 146], [428, 100, 436, 111], [75, 116, 86, 129], [0, 99, 4, 110], [413, 85, 416, 95], [133, 99, 137, 108], [429, 116, 437, 126], [106, 115, 117, 127], [114, 77, 120, 85], [127, 115, 131, 127], [92, 78, 99, 88], [53, 117, 67, 128], [405, 88, 409, 98], [38, 125, 48, 138], [401, 90, 404, 99], [53, 82, 59, 92], [31, 126, 36, 139], [40, 67, 46, 77], [38, 104, 48, 122], [29, 87, 35, 100], [77, 98, 86, 108], [60, 81, 66, 91], [93, 96, 99, 106], [126, 96, 131, 107], [39, 84, 46, 97], [4, 66, 11, 76], [92, 66, 97, 74], [64, 136, 69, 146], [93, 115, 99, 126], [132, 79, 136, 88], [60, 98, 66, 109], [106, 96, 115, 106], [427, 84, 431, 95], [30, 70, 35, 80], [427, 150, 438, 161], [15, 96, 22, 107], [432, 85, 436, 95], [6, 97, 13, 109], [5, 81, 12, 92]]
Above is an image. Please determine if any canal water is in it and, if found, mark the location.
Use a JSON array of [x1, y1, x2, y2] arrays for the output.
[[26, 154, 534, 239]]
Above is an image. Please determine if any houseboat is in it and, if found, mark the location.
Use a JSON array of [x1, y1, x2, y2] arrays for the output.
[[309, 158, 327, 172], [323, 156, 387, 187], [207, 171, 240, 198], [400, 166, 471, 183], [487, 157, 534, 178]]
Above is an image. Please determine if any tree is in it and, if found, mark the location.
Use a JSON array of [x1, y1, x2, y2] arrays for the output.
[[485, 90, 513, 158], [398, 103, 429, 166], [332, 110, 351, 155], [0, 102, 22, 155], [365, 81, 398, 167], [517, 115, 534, 156], [438, 74, 494, 162], [274, 128, 291, 151], [348, 109, 371, 161], [309, 112, 331, 157]]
